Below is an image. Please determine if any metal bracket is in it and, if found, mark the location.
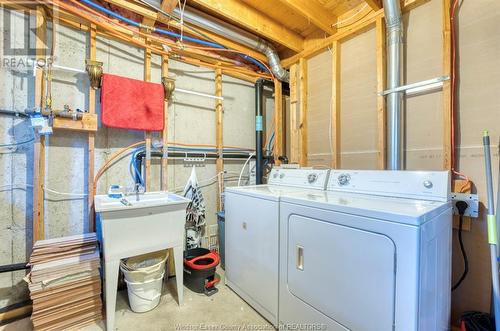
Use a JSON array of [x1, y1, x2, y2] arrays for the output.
[[85, 60, 103, 90], [183, 152, 206, 167], [162, 77, 176, 101], [379, 76, 450, 96]]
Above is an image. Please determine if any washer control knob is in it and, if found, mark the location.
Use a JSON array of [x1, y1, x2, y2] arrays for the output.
[[337, 174, 351, 186], [423, 180, 433, 189], [279, 173, 285, 179], [307, 173, 318, 184], [273, 172, 278, 178]]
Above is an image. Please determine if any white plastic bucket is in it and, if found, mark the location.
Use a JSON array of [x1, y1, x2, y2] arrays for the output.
[[120, 250, 168, 283], [125, 272, 164, 313]]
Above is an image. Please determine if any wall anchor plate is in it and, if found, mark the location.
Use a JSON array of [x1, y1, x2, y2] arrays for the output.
[[451, 192, 479, 218]]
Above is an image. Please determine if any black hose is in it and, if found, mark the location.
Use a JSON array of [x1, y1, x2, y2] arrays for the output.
[[452, 200, 470, 291], [0, 262, 29, 274]]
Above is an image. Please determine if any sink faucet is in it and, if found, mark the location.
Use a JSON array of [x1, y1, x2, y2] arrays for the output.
[[126, 183, 145, 201]]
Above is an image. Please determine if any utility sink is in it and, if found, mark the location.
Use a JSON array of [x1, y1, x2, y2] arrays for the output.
[[94, 191, 190, 331], [95, 191, 190, 212]]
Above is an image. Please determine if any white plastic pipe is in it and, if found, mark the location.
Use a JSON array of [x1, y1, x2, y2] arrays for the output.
[[175, 88, 224, 101]]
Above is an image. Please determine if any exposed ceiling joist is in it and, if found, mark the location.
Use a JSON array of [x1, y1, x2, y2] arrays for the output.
[[160, 0, 178, 13], [364, 0, 382, 10], [104, 0, 158, 20], [99, 0, 268, 62], [188, 0, 304, 52], [278, 0, 337, 35]]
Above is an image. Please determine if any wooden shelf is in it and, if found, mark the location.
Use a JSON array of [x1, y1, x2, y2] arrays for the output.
[[53, 114, 98, 132]]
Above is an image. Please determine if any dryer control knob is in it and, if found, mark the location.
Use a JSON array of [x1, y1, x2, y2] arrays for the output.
[[337, 174, 351, 186], [307, 173, 318, 183], [273, 172, 278, 178], [423, 180, 433, 189], [280, 173, 285, 179]]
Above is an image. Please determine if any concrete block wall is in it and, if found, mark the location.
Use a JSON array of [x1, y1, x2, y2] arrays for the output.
[[0, 9, 257, 309]]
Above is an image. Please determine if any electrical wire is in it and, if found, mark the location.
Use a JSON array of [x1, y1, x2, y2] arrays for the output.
[[74, 0, 271, 75], [238, 152, 255, 187], [53, 0, 271, 79], [452, 214, 469, 291], [43, 187, 88, 197], [450, 0, 469, 184]]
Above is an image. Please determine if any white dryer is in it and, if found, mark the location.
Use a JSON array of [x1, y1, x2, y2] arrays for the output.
[[278, 170, 452, 331], [224, 168, 329, 326]]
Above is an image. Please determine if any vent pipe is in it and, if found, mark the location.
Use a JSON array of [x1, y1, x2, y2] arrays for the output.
[[172, 6, 289, 82], [382, 0, 404, 170]]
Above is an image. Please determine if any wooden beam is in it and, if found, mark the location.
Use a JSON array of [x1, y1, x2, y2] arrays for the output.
[[161, 55, 169, 191], [442, 0, 452, 170], [298, 58, 308, 167], [88, 23, 97, 232], [364, 0, 382, 10], [278, 0, 337, 35], [273, 79, 283, 165], [289, 64, 299, 163], [102, 0, 157, 20], [52, 114, 98, 132], [331, 41, 341, 169], [376, 17, 386, 170], [281, 0, 432, 68], [282, 9, 380, 67], [188, 0, 304, 52], [144, 44, 152, 191], [33, 6, 46, 243], [161, 0, 177, 13], [215, 68, 224, 211]]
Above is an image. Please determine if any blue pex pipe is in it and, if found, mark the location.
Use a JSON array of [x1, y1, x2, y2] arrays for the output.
[[79, 0, 270, 73]]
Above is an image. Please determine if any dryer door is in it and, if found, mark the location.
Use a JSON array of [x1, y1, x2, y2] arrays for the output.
[[285, 214, 396, 330]]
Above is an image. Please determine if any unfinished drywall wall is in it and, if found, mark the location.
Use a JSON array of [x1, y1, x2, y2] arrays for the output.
[[0, 9, 256, 309], [305, 34, 379, 170], [451, 0, 500, 322], [307, 50, 333, 168], [340, 28, 378, 169], [404, 0, 444, 170]]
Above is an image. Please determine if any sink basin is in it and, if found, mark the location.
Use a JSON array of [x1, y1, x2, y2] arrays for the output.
[[94, 191, 190, 212], [95, 191, 190, 331]]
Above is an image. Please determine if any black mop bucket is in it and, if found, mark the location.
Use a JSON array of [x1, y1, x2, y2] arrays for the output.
[[184, 248, 220, 296]]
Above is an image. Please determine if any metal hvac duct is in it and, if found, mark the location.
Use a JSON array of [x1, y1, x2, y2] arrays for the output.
[[382, 0, 404, 170], [172, 6, 290, 82]]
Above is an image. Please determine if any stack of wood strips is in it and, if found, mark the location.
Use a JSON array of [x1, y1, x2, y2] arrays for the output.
[[27, 233, 102, 330]]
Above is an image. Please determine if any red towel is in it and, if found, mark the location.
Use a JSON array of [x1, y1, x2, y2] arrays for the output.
[[100, 74, 164, 131]]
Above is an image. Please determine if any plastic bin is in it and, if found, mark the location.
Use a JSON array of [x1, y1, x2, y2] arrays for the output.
[[120, 250, 168, 312], [124, 272, 164, 313], [217, 211, 225, 269]]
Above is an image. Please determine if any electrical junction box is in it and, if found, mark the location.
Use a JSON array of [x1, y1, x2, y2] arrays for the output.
[[451, 192, 479, 218]]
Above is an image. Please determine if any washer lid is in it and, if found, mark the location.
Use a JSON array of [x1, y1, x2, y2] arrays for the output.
[[280, 190, 451, 226], [225, 184, 310, 201]]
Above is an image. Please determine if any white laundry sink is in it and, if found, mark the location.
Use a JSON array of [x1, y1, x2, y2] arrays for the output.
[[95, 191, 189, 212], [94, 191, 190, 331]]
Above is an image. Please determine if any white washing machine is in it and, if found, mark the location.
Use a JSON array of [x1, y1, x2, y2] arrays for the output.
[[278, 170, 452, 331], [225, 168, 329, 326]]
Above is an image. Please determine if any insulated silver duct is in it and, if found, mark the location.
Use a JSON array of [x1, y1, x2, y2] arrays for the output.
[[172, 6, 289, 82], [383, 0, 404, 170]]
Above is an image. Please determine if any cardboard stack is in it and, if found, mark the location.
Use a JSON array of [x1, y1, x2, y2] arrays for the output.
[[27, 233, 103, 330]]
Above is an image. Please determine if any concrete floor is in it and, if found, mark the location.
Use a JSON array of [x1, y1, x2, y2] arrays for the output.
[[1, 269, 272, 331]]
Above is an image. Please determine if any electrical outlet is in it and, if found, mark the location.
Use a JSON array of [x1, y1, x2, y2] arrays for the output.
[[451, 192, 479, 218]]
